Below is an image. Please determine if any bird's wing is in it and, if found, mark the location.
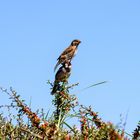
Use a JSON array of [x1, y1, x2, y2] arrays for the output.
[[57, 46, 75, 60], [54, 61, 60, 72]]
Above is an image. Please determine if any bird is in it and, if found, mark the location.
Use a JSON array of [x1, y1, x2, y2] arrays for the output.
[[54, 39, 81, 72], [51, 61, 72, 94]]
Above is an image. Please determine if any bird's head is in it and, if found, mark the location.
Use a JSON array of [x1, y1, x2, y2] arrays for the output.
[[71, 39, 81, 46], [62, 60, 71, 68], [64, 62, 72, 72]]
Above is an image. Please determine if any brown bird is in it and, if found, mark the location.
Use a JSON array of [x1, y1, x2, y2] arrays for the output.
[[54, 39, 81, 72], [51, 61, 71, 94]]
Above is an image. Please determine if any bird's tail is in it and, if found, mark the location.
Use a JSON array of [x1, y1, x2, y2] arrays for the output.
[[54, 61, 60, 72], [51, 81, 60, 95]]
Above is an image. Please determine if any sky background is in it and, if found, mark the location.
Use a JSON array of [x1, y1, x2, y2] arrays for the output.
[[0, 0, 140, 135]]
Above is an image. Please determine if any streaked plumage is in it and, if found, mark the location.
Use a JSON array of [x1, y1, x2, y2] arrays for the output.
[[54, 39, 81, 72]]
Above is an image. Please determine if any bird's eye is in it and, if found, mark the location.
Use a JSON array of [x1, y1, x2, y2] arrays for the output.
[[72, 41, 76, 46]]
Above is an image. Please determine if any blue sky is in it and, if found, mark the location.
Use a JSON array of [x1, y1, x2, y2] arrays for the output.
[[0, 0, 140, 134]]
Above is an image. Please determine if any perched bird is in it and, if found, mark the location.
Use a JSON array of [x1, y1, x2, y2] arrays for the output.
[[54, 39, 81, 72], [51, 61, 72, 94]]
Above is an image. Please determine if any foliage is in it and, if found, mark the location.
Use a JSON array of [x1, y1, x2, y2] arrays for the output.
[[132, 121, 140, 140], [0, 82, 138, 140]]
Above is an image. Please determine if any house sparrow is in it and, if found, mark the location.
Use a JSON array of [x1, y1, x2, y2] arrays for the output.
[[51, 61, 72, 94], [54, 39, 81, 72]]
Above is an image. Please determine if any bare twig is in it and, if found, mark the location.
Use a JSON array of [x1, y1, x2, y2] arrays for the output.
[[20, 127, 43, 139]]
